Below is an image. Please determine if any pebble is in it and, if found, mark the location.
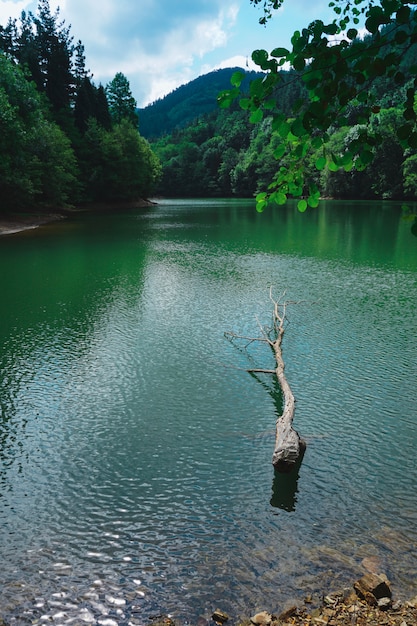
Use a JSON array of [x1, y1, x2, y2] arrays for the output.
[[212, 609, 229, 624], [105, 595, 126, 606], [250, 611, 272, 626]]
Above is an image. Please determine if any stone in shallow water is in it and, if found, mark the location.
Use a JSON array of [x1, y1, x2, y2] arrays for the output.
[[105, 595, 126, 606], [212, 609, 229, 624], [90, 601, 110, 616], [52, 611, 68, 621], [82, 590, 100, 600], [361, 555, 383, 574], [77, 608, 96, 623]]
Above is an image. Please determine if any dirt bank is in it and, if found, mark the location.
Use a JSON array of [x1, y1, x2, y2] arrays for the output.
[[0, 199, 156, 236], [0, 212, 67, 235]]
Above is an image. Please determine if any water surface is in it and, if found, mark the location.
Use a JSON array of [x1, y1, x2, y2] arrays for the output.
[[0, 199, 416, 624]]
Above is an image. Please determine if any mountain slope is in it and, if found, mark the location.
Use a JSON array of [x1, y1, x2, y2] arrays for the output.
[[138, 67, 262, 139]]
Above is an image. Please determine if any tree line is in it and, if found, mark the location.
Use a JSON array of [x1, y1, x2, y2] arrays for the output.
[[0, 0, 161, 212]]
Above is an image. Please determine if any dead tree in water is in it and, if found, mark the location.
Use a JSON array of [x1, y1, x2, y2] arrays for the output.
[[225, 289, 306, 473]]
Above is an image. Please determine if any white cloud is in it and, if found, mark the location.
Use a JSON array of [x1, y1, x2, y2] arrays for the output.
[[0, 0, 32, 23], [59, 0, 240, 106], [201, 54, 258, 75]]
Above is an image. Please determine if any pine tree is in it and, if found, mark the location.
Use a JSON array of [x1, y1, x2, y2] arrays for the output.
[[73, 39, 87, 87], [33, 0, 74, 111], [106, 72, 138, 126], [95, 85, 112, 130]]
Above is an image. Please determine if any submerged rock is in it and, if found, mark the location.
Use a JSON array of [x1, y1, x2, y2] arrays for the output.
[[212, 609, 229, 624]]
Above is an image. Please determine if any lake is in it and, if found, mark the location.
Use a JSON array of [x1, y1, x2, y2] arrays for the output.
[[0, 198, 416, 625]]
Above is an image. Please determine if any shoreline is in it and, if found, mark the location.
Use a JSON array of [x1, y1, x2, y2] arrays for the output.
[[0, 199, 156, 236], [0, 212, 68, 236]]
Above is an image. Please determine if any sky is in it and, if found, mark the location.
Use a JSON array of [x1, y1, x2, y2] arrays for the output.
[[0, 0, 335, 108]]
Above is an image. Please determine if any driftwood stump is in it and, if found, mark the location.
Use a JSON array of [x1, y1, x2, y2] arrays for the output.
[[226, 289, 306, 473], [267, 293, 306, 472]]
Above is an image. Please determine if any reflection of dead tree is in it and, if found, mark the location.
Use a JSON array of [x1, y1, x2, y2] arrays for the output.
[[225, 289, 306, 473]]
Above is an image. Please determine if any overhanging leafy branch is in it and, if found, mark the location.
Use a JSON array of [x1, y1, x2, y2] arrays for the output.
[[218, 0, 417, 231]]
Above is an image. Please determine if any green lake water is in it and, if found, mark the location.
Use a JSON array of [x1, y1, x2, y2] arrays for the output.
[[0, 198, 416, 624]]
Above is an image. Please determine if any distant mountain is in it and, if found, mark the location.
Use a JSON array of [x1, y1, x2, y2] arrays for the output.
[[138, 67, 262, 140]]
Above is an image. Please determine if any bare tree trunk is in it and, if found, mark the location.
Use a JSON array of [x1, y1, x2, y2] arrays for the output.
[[225, 289, 306, 473], [267, 292, 306, 472]]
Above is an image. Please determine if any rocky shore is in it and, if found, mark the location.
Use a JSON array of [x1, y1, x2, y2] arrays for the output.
[[202, 574, 417, 626]]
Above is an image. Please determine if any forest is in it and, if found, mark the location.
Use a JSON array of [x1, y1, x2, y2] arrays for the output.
[[0, 0, 161, 212], [148, 46, 417, 202]]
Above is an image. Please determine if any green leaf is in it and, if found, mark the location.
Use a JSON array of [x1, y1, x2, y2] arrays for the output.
[[217, 89, 238, 108], [308, 196, 320, 208], [288, 182, 303, 195], [358, 149, 373, 166], [293, 55, 306, 71], [315, 156, 327, 170], [252, 49, 270, 69], [256, 200, 267, 213], [230, 70, 246, 87], [270, 47, 289, 58], [256, 192, 268, 202], [250, 109, 263, 123], [323, 23, 338, 35], [263, 99, 276, 110], [239, 98, 251, 110], [297, 199, 308, 212], [397, 124, 413, 140], [291, 117, 307, 137], [395, 29, 409, 44], [217, 95, 233, 109], [365, 7, 384, 33], [311, 136, 324, 150], [274, 192, 288, 205], [249, 77, 266, 98], [396, 5, 411, 23], [273, 144, 286, 159], [276, 120, 291, 139]]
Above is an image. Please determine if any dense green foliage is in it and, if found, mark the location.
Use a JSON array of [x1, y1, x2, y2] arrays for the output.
[[0, 53, 78, 208], [219, 0, 417, 231], [0, 0, 161, 212], [150, 61, 417, 206]]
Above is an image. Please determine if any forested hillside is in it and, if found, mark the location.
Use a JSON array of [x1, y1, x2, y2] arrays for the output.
[[138, 68, 263, 139], [0, 0, 161, 212], [150, 27, 417, 203]]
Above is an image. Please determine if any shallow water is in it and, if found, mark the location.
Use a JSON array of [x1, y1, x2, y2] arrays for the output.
[[0, 199, 416, 624]]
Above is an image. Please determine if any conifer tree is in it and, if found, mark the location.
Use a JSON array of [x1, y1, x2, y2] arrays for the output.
[[106, 72, 138, 126]]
